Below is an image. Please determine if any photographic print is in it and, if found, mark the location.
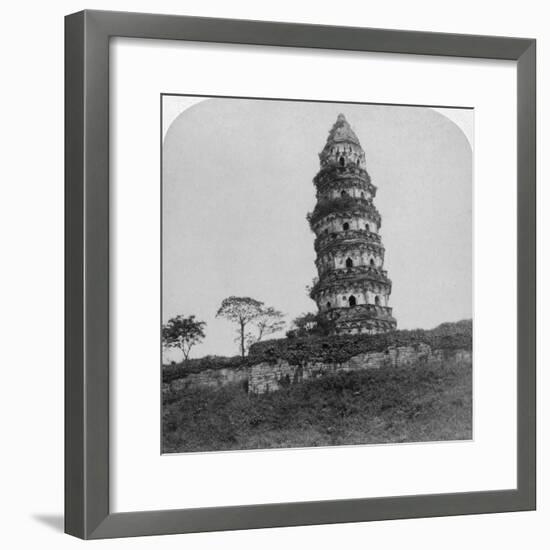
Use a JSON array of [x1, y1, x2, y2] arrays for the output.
[[161, 96, 473, 454]]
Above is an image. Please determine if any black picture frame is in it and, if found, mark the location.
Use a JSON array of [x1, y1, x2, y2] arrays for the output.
[[65, 9, 536, 539]]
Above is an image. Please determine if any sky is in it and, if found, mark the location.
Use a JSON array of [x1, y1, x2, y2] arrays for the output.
[[162, 97, 472, 360]]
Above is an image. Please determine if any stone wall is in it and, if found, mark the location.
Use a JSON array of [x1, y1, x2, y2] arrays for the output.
[[163, 366, 248, 394], [248, 344, 471, 394], [249, 319, 472, 364], [162, 344, 471, 396], [162, 321, 472, 397]]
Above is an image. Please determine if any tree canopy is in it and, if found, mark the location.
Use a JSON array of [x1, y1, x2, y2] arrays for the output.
[[245, 306, 285, 352], [216, 296, 285, 357], [287, 311, 334, 338], [162, 315, 206, 362]]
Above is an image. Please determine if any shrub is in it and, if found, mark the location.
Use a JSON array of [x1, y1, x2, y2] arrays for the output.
[[162, 355, 245, 383], [249, 319, 472, 366]]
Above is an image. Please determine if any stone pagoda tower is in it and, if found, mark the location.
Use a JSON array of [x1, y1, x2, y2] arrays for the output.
[[308, 114, 397, 335]]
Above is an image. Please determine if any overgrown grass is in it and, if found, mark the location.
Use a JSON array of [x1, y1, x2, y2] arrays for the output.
[[162, 359, 472, 453]]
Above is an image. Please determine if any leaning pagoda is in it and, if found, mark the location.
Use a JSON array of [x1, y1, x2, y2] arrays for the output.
[[308, 114, 397, 335]]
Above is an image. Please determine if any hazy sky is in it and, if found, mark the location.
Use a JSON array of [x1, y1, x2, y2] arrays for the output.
[[162, 97, 472, 359]]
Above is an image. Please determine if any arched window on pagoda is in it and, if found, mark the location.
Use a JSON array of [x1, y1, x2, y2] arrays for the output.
[[370, 258, 375, 267], [339, 156, 345, 166], [326, 301, 331, 309], [346, 257, 353, 268], [348, 295, 357, 307], [341, 190, 348, 198], [343, 222, 349, 231], [374, 295, 381, 306]]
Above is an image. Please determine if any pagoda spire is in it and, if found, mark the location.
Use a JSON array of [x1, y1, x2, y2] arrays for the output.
[[319, 113, 367, 171], [324, 113, 361, 147], [308, 114, 396, 335]]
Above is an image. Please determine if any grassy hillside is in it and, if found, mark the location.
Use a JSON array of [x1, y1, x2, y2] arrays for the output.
[[162, 359, 472, 453]]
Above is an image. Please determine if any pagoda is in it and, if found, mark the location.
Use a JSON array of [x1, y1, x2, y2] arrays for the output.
[[307, 114, 397, 335]]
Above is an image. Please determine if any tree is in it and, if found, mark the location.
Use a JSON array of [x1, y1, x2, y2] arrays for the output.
[[244, 306, 285, 352], [162, 315, 206, 363], [290, 312, 318, 335], [216, 297, 285, 357], [288, 312, 334, 338]]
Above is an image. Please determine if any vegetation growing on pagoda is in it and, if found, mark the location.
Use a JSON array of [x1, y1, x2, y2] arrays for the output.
[[313, 163, 372, 186], [307, 195, 381, 228]]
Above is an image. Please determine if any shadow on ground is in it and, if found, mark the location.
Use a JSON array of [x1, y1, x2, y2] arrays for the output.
[[32, 514, 64, 532]]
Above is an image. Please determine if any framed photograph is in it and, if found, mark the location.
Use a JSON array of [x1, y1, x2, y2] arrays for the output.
[[65, 10, 536, 539]]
